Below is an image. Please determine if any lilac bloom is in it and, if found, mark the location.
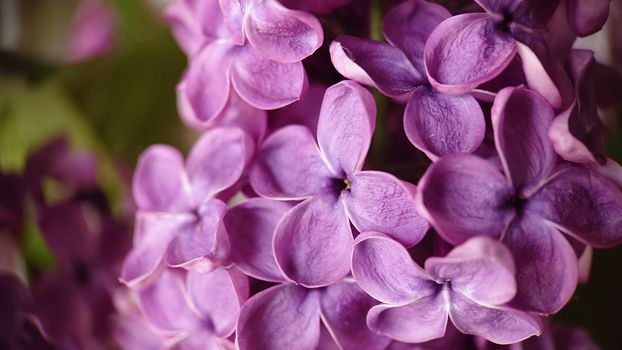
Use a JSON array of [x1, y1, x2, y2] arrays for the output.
[[138, 267, 248, 350], [424, 0, 563, 108], [352, 233, 542, 344], [66, 0, 117, 63], [565, 0, 611, 37], [166, 0, 323, 124], [120, 127, 253, 287], [417, 86, 622, 314], [249, 81, 429, 287], [224, 198, 390, 350], [330, 0, 486, 161]]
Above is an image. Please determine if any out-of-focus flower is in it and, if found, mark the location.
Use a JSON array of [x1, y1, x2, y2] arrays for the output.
[[250, 81, 429, 287], [65, 0, 117, 63], [120, 128, 253, 287]]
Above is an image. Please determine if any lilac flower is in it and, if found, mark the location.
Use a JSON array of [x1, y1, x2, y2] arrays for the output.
[[166, 0, 323, 125], [352, 233, 541, 344], [224, 198, 389, 350], [120, 127, 253, 287], [424, 0, 563, 108], [565, 0, 611, 37], [137, 267, 248, 349], [249, 81, 429, 287], [66, 0, 117, 63], [330, 0, 486, 161], [416, 86, 622, 314]]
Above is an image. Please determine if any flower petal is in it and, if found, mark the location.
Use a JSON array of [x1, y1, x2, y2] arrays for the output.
[[352, 232, 436, 305], [274, 195, 352, 287], [225, 198, 292, 282], [475, 0, 560, 28], [120, 212, 193, 287], [249, 125, 333, 199], [329, 36, 423, 98], [527, 167, 622, 248], [448, 290, 541, 345], [343, 171, 429, 247], [492, 86, 556, 192], [416, 154, 515, 245], [320, 281, 391, 350], [183, 41, 234, 123], [164, 0, 227, 55], [425, 236, 516, 306], [424, 13, 517, 94], [187, 267, 248, 337], [404, 86, 486, 161], [367, 294, 448, 343], [132, 145, 193, 213], [502, 215, 578, 314], [138, 269, 198, 332], [236, 284, 321, 350], [566, 0, 610, 36], [244, 0, 323, 63], [231, 47, 307, 109], [165, 199, 229, 272], [186, 127, 253, 201], [317, 81, 376, 175], [218, 0, 245, 45], [382, 0, 450, 73], [515, 42, 562, 109]]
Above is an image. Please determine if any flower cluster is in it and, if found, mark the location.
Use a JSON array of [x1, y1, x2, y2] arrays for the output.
[[119, 0, 621, 349]]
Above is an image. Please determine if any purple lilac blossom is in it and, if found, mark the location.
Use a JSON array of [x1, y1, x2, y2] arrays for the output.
[[165, 0, 323, 127], [249, 80, 429, 287], [330, 0, 486, 161], [424, 0, 563, 108], [65, 0, 117, 63], [417, 86, 622, 315], [224, 198, 389, 350], [120, 127, 253, 287], [352, 233, 541, 344]]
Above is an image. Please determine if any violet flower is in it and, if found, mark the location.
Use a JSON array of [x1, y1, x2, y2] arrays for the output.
[[66, 0, 117, 63], [120, 127, 253, 287], [330, 0, 486, 161], [136, 267, 247, 350], [249, 81, 429, 287], [166, 0, 323, 125], [424, 0, 563, 108], [352, 233, 541, 344], [416, 86, 622, 314], [224, 198, 389, 350]]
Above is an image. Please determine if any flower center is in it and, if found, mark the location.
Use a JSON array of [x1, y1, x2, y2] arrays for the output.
[[496, 11, 514, 32], [506, 193, 528, 215], [332, 177, 351, 194]]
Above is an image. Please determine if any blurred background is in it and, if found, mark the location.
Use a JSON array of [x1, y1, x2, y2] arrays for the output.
[[1, 0, 621, 348]]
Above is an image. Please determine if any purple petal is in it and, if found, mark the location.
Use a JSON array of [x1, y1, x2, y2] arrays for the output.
[[424, 13, 517, 94], [66, 0, 116, 63], [515, 42, 562, 108], [231, 47, 307, 109], [343, 170, 429, 247], [120, 213, 193, 287], [566, 0, 610, 36], [218, 0, 245, 45], [475, 0, 560, 28], [224, 198, 292, 282], [186, 268, 248, 337], [249, 125, 333, 199], [549, 104, 600, 164], [236, 284, 321, 350], [502, 215, 578, 314], [367, 294, 448, 343], [186, 128, 253, 201], [317, 81, 376, 175], [183, 41, 234, 123], [164, 0, 227, 55], [132, 145, 193, 213], [382, 0, 451, 73], [425, 236, 516, 306], [352, 232, 436, 304], [404, 86, 486, 161], [417, 154, 515, 245], [527, 167, 622, 248], [244, 0, 323, 63], [138, 269, 198, 332], [492, 86, 556, 192], [165, 199, 228, 272], [273, 195, 352, 287], [329, 36, 423, 98], [448, 290, 541, 344], [319, 281, 391, 350]]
